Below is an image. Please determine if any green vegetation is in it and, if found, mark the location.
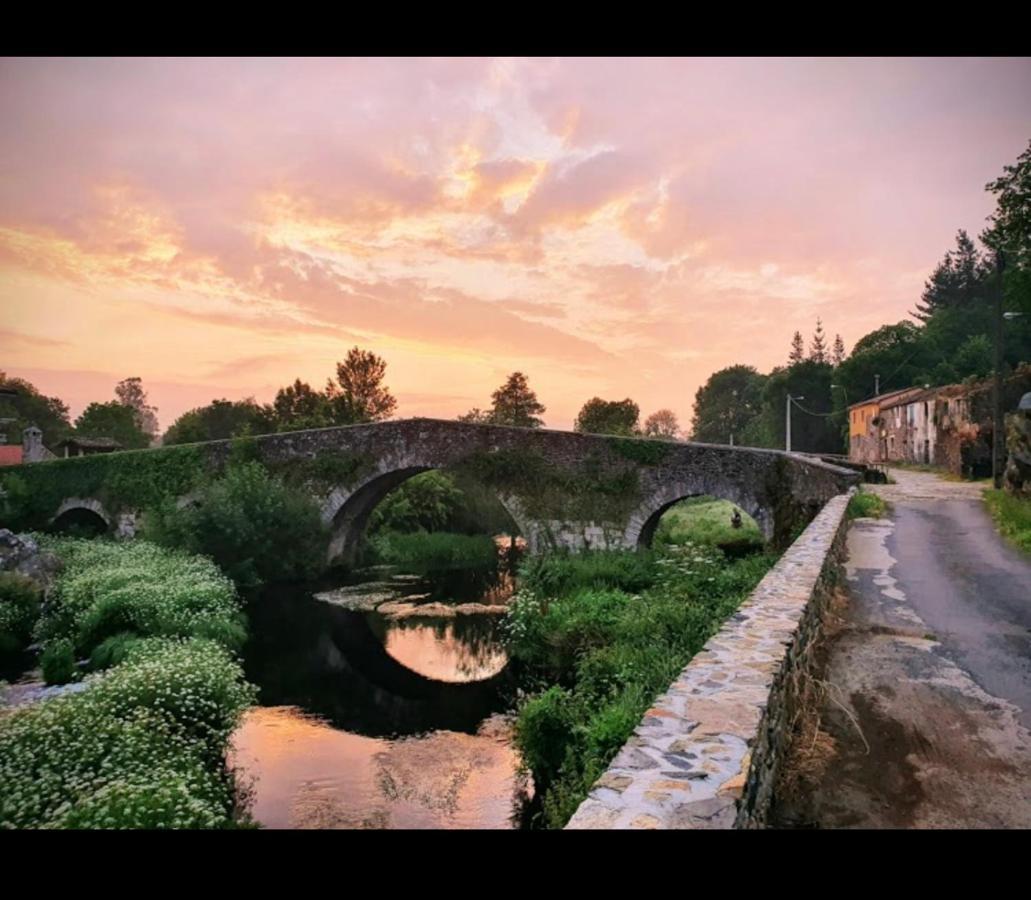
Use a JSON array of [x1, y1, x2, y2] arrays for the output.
[[34, 536, 246, 682], [574, 398, 640, 436], [0, 573, 41, 665], [0, 538, 256, 829], [458, 371, 547, 427], [74, 401, 150, 450], [0, 443, 207, 532], [0, 638, 255, 829], [452, 447, 643, 525], [164, 347, 399, 444], [847, 489, 888, 520], [143, 461, 328, 591], [364, 531, 499, 572], [653, 496, 762, 552], [984, 489, 1031, 554], [506, 543, 776, 828]]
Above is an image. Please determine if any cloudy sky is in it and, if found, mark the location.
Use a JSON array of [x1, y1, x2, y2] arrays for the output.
[[2, 57, 1030, 432]]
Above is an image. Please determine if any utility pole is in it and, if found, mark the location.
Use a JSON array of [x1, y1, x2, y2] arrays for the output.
[[992, 251, 1006, 489], [874, 374, 880, 396], [785, 394, 803, 452]]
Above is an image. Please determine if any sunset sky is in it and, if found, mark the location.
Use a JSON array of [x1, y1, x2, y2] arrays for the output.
[[2, 57, 1030, 433]]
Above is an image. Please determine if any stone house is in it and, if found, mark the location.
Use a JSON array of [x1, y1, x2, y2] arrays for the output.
[[847, 364, 1031, 478], [848, 387, 920, 464]]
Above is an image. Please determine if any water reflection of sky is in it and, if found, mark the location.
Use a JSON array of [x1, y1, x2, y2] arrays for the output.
[[379, 615, 509, 682], [229, 707, 525, 829]]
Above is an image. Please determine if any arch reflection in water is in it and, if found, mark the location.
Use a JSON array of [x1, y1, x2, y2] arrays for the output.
[[231, 563, 529, 829], [374, 613, 509, 683]]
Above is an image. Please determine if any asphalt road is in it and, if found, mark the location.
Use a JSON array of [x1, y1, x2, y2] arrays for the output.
[[889, 490, 1031, 729], [773, 469, 1031, 828]]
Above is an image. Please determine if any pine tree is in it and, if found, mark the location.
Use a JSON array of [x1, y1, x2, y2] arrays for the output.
[[912, 230, 987, 322], [789, 331, 805, 364], [809, 318, 827, 363], [832, 334, 846, 367]]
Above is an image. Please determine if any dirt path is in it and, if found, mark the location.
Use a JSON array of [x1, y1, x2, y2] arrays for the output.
[[772, 468, 1031, 828]]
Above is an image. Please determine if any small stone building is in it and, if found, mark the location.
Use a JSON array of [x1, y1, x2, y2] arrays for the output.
[[53, 436, 122, 458]]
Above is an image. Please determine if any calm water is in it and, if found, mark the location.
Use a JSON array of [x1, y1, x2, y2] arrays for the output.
[[228, 544, 530, 829]]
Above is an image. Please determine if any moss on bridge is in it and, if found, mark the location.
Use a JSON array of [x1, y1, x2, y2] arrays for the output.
[[0, 444, 209, 530]]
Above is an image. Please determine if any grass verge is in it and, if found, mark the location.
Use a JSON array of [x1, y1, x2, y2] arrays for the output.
[[983, 489, 1031, 554]]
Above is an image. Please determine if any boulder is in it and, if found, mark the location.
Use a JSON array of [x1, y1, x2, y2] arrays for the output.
[[0, 529, 60, 587]]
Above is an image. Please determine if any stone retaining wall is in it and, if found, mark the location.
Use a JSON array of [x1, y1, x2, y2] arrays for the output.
[[565, 489, 854, 829]]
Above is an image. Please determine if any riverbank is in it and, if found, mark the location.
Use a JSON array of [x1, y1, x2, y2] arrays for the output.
[[0, 535, 256, 829]]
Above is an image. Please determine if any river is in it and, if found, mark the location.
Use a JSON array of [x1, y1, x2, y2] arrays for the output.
[[227, 540, 531, 829]]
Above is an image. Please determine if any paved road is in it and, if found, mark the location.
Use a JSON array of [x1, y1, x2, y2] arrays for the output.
[[774, 469, 1031, 828]]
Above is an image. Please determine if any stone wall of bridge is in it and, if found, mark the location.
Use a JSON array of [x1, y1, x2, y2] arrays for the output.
[[7, 418, 858, 563], [565, 489, 854, 829]]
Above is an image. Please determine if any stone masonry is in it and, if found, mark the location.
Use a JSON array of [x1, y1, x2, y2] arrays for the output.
[[566, 490, 853, 829], [28, 418, 857, 564]]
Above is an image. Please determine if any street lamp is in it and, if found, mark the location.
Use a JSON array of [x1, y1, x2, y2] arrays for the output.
[[786, 394, 804, 453], [1003, 311, 1026, 320]]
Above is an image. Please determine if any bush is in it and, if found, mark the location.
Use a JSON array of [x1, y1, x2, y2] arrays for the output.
[[507, 541, 776, 828], [35, 537, 246, 675], [0, 638, 256, 829], [847, 489, 888, 520], [0, 572, 41, 661], [40, 638, 77, 685], [143, 460, 328, 590]]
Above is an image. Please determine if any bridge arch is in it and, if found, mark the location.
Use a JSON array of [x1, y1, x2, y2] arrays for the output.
[[50, 497, 112, 536], [623, 479, 773, 550], [322, 465, 529, 566]]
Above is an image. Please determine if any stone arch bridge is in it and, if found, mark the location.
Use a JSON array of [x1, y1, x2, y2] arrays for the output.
[[11, 418, 858, 564]]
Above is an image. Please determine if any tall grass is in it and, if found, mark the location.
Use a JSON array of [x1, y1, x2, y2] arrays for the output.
[[364, 530, 499, 572], [653, 497, 762, 552]]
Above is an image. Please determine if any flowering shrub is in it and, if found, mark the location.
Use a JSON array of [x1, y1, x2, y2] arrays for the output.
[[0, 638, 255, 829], [507, 541, 776, 828], [34, 537, 246, 681]]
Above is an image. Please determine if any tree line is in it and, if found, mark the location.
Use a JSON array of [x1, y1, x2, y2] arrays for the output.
[[690, 138, 1031, 454]]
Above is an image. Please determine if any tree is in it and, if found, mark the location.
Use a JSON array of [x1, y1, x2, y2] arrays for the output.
[[457, 408, 494, 424], [913, 230, 988, 322], [834, 321, 928, 403], [489, 372, 546, 428], [325, 347, 397, 424], [574, 397, 640, 436], [0, 372, 71, 448], [163, 399, 272, 445], [270, 379, 334, 432], [789, 331, 805, 364], [74, 402, 149, 450], [832, 334, 846, 367], [760, 360, 841, 454], [642, 409, 681, 439], [690, 365, 767, 445], [983, 138, 1031, 273], [809, 318, 828, 364], [144, 461, 328, 591], [982, 138, 1031, 368], [114, 377, 159, 440]]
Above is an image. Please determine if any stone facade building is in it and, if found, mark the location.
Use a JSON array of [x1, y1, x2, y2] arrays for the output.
[[847, 364, 1031, 478]]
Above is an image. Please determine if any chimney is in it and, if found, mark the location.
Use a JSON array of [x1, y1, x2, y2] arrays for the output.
[[22, 426, 44, 462]]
